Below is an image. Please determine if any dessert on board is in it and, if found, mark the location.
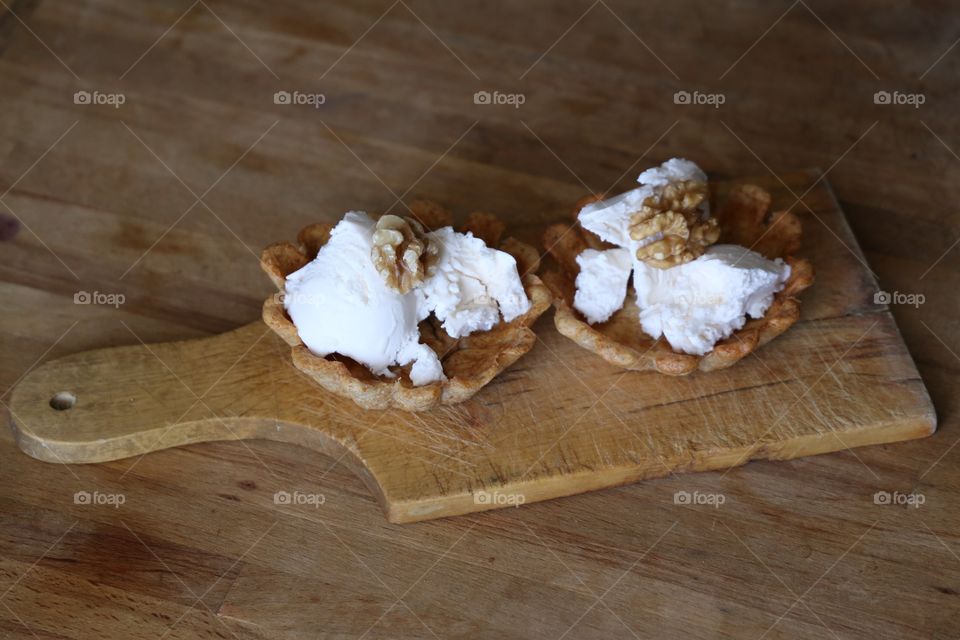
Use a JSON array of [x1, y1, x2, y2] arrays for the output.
[[543, 158, 814, 375], [260, 200, 551, 411]]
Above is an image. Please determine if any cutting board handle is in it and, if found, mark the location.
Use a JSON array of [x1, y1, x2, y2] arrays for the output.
[[7, 321, 355, 466]]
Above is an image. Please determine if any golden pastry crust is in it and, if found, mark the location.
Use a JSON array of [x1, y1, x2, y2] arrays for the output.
[[461, 211, 506, 247], [260, 204, 551, 411], [542, 184, 815, 375]]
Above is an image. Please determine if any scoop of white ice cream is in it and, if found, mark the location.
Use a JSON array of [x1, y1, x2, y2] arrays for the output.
[[632, 245, 791, 355], [283, 211, 444, 383], [418, 227, 531, 339], [573, 248, 633, 324]]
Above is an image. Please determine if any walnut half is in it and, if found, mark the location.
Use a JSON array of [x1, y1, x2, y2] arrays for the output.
[[629, 179, 720, 268], [371, 214, 439, 293]]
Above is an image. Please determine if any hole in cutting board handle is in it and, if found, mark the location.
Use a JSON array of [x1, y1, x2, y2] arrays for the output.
[[49, 392, 76, 411]]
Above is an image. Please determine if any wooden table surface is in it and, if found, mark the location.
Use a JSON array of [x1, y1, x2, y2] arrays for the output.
[[1, 1, 958, 638]]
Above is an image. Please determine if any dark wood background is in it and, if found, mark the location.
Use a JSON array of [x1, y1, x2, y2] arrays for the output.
[[1, 1, 958, 638]]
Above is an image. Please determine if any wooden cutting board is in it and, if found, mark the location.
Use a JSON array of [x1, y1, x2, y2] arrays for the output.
[[8, 170, 936, 523]]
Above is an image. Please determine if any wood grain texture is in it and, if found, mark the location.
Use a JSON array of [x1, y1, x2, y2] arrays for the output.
[[1, 0, 959, 638], [8, 171, 936, 524]]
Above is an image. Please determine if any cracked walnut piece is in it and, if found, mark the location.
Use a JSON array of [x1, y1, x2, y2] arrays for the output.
[[629, 179, 720, 268], [371, 214, 439, 293]]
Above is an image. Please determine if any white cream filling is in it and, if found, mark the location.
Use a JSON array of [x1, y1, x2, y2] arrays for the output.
[[573, 248, 633, 324], [418, 227, 531, 339], [633, 245, 790, 355]]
